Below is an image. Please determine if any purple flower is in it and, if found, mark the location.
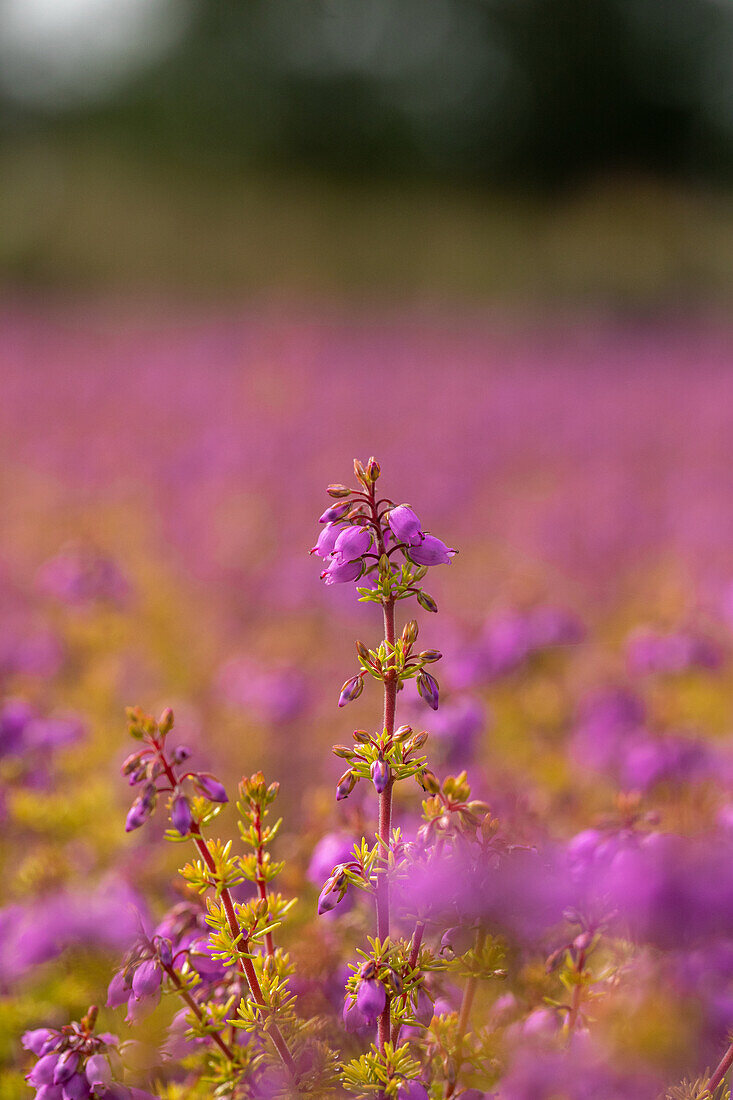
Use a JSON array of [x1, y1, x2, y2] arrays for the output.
[[408, 535, 455, 566], [307, 832, 354, 885], [28, 1054, 60, 1086], [171, 794, 192, 835], [356, 977, 386, 1024], [36, 1087, 65, 1100], [332, 525, 372, 561], [388, 505, 423, 546], [85, 1055, 112, 1092], [338, 675, 364, 707], [318, 869, 348, 915], [321, 558, 364, 585], [125, 798, 153, 833], [397, 1083, 429, 1100], [311, 523, 340, 558], [194, 773, 228, 803], [22, 1029, 56, 1055], [416, 671, 439, 710], [53, 1051, 79, 1084], [62, 1073, 92, 1099], [107, 970, 130, 1008], [132, 959, 162, 999], [370, 759, 390, 794], [319, 503, 351, 523]]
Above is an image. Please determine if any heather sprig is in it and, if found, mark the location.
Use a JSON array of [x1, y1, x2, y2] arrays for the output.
[[312, 459, 499, 1099]]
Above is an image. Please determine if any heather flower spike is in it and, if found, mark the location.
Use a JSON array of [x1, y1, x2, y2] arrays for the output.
[[313, 459, 476, 1098]]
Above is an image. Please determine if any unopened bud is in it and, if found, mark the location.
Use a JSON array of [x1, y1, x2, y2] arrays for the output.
[[338, 674, 364, 707], [336, 770, 357, 801], [353, 459, 367, 484], [333, 744, 354, 759], [366, 457, 380, 481], [402, 620, 419, 646], [327, 484, 351, 498], [122, 751, 145, 775], [171, 745, 191, 765], [417, 768, 440, 794], [370, 759, 390, 795], [356, 640, 371, 662], [404, 730, 429, 754], [393, 724, 412, 741], [158, 708, 174, 735], [417, 591, 438, 614], [416, 670, 439, 710], [353, 729, 371, 744], [418, 650, 442, 663]]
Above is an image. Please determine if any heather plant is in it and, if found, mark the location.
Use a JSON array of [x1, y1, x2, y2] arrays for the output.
[[18, 457, 733, 1100]]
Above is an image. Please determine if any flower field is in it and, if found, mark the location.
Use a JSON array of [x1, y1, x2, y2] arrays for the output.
[[5, 301, 733, 1099]]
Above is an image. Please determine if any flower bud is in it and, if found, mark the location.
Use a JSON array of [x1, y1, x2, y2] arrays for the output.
[[366, 457, 380, 481], [417, 768, 440, 794], [417, 591, 438, 614], [157, 937, 173, 969], [418, 650, 442, 663], [194, 773, 228, 803], [370, 759, 390, 795], [404, 730, 428, 754], [416, 671, 439, 710], [336, 770, 356, 801], [171, 745, 191, 765], [394, 724, 412, 741], [125, 796, 153, 832], [327, 484, 351, 498], [338, 675, 364, 707], [332, 744, 354, 759], [352, 729, 371, 744], [355, 640, 371, 661], [319, 502, 350, 524], [121, 751, 145, 776], [356, 978, 386, 1024], [132, 960, 162, 1000], [171, 794, 192, 836], [85, 1054, 112, 1092], [158, 708, 174, 735], [353, 459, 367, 483], [440, 925, 475, 957], [53, 1050, 79, 1084], [402, 620, 419, 646], [317, 869, 347, 915]]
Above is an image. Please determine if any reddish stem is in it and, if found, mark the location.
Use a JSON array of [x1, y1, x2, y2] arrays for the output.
[[254, 804, 275, 958], [161, 961, 236, 1061], [391, 920, 425, 1045], [708, 1041, 733, 1095], [153, 743, 298, 1081]]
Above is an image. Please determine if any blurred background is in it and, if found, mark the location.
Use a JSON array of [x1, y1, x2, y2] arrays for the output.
[[4, 0, 733, 303], [6, 3, 733, 1093]]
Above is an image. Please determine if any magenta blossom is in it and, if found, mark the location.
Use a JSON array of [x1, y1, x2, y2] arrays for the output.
[[388, 505, 423, 546], [408, 535, 455, 566], [321, 557, 364, 585]]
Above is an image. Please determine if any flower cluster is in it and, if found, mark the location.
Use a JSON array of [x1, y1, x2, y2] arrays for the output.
[[22, 1007, 156, 1100], [17, 458, 733, 1100]]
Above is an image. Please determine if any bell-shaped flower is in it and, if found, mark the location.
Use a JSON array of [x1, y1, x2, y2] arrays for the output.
[[388, 505, 423, 546], [409, 535, 455, 567]]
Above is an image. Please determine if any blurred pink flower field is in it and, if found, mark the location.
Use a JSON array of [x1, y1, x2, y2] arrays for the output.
[[6, 299, 733, 1099]]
